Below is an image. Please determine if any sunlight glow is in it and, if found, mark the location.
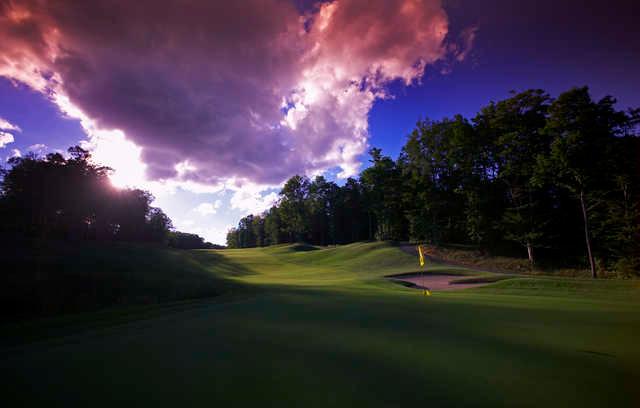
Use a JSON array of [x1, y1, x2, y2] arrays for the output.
[[83, 129, 147, 189]]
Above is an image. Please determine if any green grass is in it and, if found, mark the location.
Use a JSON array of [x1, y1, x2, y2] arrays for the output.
[[421, 244, 596, 276], [2, 242, 640, 407], [0, 241, 242, 321]]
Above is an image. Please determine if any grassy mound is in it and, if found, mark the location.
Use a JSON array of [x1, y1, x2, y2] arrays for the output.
[[3, 242, 640, 407], [476, 276, 640, 300], [0, 241, 239, 321]]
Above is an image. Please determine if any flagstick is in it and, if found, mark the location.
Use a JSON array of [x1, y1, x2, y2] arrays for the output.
[[418, 244, 427, 296], [420, 247, 427, 296]]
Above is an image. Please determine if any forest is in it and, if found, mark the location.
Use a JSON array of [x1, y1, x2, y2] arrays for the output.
[[226, 87, 640, 277], [0, 146, 213, 249]]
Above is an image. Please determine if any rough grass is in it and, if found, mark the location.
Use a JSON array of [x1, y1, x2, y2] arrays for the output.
[[477, 276, 640, 300], [2, 242, 640, 407], [421, 244, 599, 276]]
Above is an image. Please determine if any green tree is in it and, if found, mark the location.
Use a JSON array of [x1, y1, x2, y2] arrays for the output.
[[279, 175, 310, 242], [308, 176, 340, 245], [226, 227, 239, 248], [537, 87, 630, 277], [252, 215, 266, 247], [591, 131, 640, 275], [146, 207, 173, 243], [399, 117, 476, 244], [339, 178, 368, 243], [475, 89, 552, 264], [361, 148, 404, 240], [264, 206, 284, 245]]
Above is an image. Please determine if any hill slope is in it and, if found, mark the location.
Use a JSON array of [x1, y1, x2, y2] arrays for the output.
[[1, 241, 239, 321], [3, 242, 640, 407]]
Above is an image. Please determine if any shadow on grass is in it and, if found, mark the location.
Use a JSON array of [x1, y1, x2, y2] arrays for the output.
[[189, 249, 257, 277], [0, 241, 254, 323], [3, 273, 638, 407], [289, 243, 320, 252]]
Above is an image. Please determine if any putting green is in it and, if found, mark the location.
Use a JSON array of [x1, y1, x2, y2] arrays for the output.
[[2, 242, 639, 407]]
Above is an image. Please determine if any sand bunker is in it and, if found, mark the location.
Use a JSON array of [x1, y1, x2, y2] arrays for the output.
[[387, 273, 489, 291]]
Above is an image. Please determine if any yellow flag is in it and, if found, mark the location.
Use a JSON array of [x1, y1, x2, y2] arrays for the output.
[[425, 289, 432, 296], [417, 245, 425, 267]]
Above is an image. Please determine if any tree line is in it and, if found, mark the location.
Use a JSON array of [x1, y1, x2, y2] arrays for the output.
[[227, 87, 640, 277], [0, 146, 215, 249]]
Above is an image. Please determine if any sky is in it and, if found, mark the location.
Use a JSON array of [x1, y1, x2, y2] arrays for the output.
[[1, 0, 639, 244]]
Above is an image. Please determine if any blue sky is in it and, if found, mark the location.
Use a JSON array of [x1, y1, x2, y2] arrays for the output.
[[1, 0, 638, 244]]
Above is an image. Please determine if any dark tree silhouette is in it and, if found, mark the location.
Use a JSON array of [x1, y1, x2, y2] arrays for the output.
[[0, 146, 177, 245]]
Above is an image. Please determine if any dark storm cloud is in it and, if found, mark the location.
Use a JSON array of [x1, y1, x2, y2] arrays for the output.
[[0, 0, 462, 186]]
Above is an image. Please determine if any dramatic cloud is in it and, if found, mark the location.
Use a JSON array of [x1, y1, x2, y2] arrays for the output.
[[0, 0, 466, 188]]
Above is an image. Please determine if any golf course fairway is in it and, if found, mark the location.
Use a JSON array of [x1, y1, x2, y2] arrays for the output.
[[3, 242, 639, 407]]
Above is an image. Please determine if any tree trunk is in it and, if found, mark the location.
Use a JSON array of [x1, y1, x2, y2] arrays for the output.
[[580, 190, 597, 279], [526, 242, 534, 266]]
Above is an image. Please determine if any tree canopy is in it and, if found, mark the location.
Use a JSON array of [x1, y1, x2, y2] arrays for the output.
[[0, 146, 213, 248], [227, 87, 639, 276]]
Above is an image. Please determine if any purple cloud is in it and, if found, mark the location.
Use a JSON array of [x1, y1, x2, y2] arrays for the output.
[[0, 0, 465, 187]]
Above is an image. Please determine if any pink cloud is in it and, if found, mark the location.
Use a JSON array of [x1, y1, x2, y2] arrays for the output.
[[0, 0, 466, 187]]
